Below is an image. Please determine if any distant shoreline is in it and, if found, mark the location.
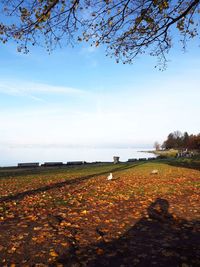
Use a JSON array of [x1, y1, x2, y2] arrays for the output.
[[0, 147, 155, 168], [138, 149, 178, 158], [138, 150, 155, 153]]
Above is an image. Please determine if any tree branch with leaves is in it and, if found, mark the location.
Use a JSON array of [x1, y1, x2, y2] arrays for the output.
[[0, 0, 200, 68]]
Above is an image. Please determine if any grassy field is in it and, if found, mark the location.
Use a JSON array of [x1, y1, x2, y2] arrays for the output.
[[153, 149, 178, 158], [0, 160, 199, 266]]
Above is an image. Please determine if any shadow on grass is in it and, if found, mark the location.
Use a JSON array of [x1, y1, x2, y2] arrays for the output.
[[58, 198, 200, 267], [0, 164, 114, 179], [0, 162, 145, 180], [0, 163, 143, 203]]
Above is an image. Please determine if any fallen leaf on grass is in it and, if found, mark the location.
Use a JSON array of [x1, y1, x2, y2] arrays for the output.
[[61, 242, 69, 247], [161, 250, 174, 257], [49, 249, 58, 257], [33, 227, 42, 231], [81, 210, 87, 215], [96, 248, 104, 255]]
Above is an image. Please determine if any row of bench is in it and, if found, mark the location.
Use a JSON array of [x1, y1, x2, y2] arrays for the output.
[[17, 157, 157, 168], [18, 161, 86, 168]]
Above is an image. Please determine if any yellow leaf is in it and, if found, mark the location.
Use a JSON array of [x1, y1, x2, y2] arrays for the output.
[[33, 227, 42, 231], [49, 250, 58, 257], [60, 221, 71, 227], [61, 242, 69, 247], [162, 250, 173, 257], [81, 210, 87, 215], [96, 248, 104, 255]]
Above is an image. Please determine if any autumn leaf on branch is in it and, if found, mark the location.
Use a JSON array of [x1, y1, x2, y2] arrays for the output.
[[0, 0, 200, 67]]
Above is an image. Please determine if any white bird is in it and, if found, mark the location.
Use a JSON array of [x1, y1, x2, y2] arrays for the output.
[[107, 173, 113, 180]]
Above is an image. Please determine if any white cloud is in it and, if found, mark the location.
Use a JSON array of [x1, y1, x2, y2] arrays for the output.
[[0, 80, 86, 101], [0, 70, 200, 149]]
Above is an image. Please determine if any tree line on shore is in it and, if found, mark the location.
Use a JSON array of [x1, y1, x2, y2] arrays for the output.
[[155, 131, 200, 150]]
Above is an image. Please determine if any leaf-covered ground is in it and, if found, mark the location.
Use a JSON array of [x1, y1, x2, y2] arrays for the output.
[[0, 161, 199, 266]]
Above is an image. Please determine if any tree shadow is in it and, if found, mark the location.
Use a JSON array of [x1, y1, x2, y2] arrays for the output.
[[0, 163, 143, 203], [57, 198, 200, 267], [0, 163, 139, 180]]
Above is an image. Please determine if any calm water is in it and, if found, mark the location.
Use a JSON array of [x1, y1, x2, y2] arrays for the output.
[[0, 147, 155, 167]]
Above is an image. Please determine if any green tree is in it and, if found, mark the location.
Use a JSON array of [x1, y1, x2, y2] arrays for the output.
[[162, 131, 200, 150], [0, 0, 200, 67], [163, 133, 175, 149]]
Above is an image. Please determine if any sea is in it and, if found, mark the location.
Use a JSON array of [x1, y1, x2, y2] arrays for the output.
[[0, 147, 156, 167]]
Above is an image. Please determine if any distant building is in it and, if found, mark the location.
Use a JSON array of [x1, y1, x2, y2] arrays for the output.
[[113, 156, 120, 164]]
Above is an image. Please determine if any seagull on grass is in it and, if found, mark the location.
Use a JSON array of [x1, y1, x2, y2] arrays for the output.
[[107, 173, 113, 180]]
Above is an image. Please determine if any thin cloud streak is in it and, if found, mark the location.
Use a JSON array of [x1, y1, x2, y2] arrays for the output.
[[0, 80, 86, 100]]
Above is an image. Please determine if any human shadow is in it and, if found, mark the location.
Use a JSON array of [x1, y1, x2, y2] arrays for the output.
[[57, 198, 200, 267], [0, 163, 143, 203]]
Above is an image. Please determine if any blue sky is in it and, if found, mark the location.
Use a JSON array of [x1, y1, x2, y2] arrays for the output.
[[0, 35, 200, 150]]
